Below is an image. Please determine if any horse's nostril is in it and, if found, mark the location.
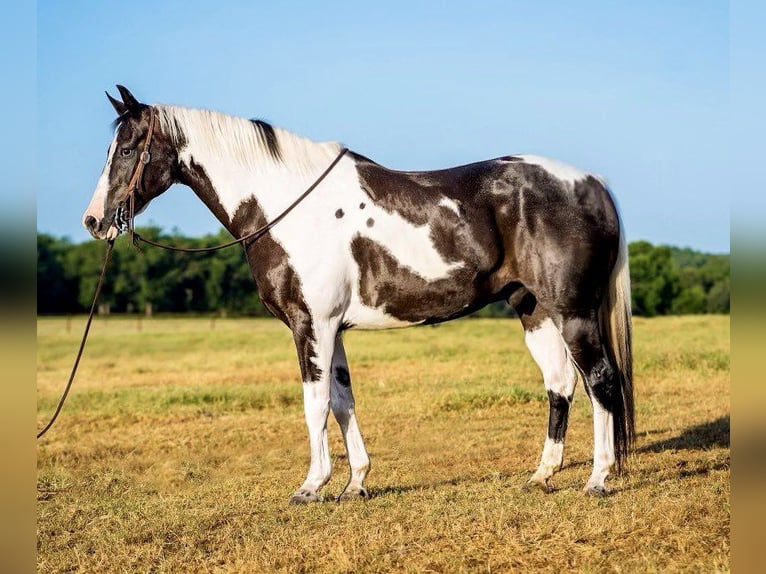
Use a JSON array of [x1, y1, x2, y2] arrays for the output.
[[84, 215, 99, 231]]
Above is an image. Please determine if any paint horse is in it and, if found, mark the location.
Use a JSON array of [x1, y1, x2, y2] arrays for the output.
[[83, 86, 634, 502]]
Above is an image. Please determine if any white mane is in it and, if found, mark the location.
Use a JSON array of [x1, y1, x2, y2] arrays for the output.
[[155, 105, 342, 176]]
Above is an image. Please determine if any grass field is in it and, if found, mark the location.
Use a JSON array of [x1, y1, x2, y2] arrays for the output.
[[37, 315, 729, 572]]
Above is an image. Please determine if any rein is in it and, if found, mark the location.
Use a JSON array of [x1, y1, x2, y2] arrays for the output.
[[37, 240, 114, 439], [118, 106, 349, 253], [37, 110, 348, 438]]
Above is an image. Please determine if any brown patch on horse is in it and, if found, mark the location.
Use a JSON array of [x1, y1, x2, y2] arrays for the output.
[[350, 235, 499, 324], [230, 198, 321, 381]]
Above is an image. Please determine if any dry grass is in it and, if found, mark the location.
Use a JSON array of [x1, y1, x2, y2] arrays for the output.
[[37, 315, 729, 572]]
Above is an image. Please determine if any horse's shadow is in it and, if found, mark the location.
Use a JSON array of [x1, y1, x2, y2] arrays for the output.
[[365, 416, 730, 499], [636, 415, 730, 453], [368, 472, 523, 499]]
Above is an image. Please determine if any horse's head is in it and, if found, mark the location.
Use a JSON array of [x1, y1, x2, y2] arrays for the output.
[[82, 86, 178, 240]]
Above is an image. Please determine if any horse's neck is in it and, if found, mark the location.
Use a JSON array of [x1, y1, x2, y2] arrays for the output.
[[156, 105, 341, 236], [178, 142, 338, 237]]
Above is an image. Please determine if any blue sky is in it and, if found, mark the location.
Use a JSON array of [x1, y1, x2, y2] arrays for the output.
[[36, 1, 731, 252]]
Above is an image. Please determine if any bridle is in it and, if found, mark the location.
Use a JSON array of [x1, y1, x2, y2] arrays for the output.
[[126, 107, 157, 209], [114, 106, 348, 253], [115, 106, 157, 238]]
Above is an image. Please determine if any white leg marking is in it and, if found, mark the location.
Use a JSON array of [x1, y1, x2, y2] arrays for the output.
[[585, 401, 615, 494], [530, 439, 564, 485], [295, 323, 338, 499], [330, 336, 370, 497], [299, 380, 332, 494], [524, 318, 578, 487]]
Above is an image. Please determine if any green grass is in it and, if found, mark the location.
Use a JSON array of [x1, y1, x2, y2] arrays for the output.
[[37, 315, 730, 572]]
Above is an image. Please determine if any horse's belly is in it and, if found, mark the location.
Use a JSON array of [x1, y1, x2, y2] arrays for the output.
[[344, 299, 419, 330], [344, 235, 485, 328]]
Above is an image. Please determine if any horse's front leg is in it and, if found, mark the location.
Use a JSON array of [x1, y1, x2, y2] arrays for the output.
[[289, 321, 337, 504], [330, 334, 371, 501]]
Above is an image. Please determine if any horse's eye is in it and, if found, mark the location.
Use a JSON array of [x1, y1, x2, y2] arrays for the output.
[[120, 148, 133, 157]]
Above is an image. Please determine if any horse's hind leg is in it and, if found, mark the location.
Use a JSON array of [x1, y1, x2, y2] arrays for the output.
[[559, 314, 618, 496], [520, 305, 578, 492], [330, 334, 371, 501]]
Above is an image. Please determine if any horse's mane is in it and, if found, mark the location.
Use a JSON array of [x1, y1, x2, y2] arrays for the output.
[[155, 105, 342, 175]]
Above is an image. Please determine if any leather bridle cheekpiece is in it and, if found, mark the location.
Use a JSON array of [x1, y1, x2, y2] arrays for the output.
[[116, 106, 156, 236]]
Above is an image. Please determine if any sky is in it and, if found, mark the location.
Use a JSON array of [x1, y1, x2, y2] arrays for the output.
[[35, 1, 733, 252]]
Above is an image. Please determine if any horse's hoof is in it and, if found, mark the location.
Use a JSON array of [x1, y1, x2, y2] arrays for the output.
[[524, 477, 553, 493], [584, 484, 610, 497], [289, 490, 321, 505], [337, 487, 370, 502]]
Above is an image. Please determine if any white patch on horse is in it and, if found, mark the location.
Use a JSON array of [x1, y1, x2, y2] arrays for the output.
[[359, 211, 460, 281], [344, 300, 415, 330], [273, 157, 455, 329], [518, 154, 590, 185], [525, 318, 577, 396], [438, 197, 461, 216], [82, 131, 119, 227]]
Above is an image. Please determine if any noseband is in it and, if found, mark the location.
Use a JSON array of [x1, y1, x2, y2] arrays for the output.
[[116, 106, 157, 235]]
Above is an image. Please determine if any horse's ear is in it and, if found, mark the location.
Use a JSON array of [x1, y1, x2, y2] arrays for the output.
[[106, 91, 128, 115], [115, 85, 142, 111]]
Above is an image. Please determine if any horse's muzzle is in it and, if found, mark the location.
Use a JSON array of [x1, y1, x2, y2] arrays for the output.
[[83, 214, 119, 241], [83, 215, 104, 239]]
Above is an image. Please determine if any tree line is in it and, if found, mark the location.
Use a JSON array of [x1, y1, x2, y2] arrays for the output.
[[37, 228, 729, 317]]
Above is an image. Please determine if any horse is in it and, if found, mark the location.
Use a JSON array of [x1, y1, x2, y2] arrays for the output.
[[83, 85, 634, 503]]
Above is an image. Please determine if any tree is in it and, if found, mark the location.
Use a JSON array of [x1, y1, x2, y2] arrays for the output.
[[670, 246, 729, 315], [39, 231, 729, 317], [628, 241, 680, 316], [37, 234, 79, 313], [706, 278, 730, 313], [671, 285, 707, 315]]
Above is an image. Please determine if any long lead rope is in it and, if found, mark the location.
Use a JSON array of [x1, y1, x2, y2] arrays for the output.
[[37, 240, 114, 439]]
